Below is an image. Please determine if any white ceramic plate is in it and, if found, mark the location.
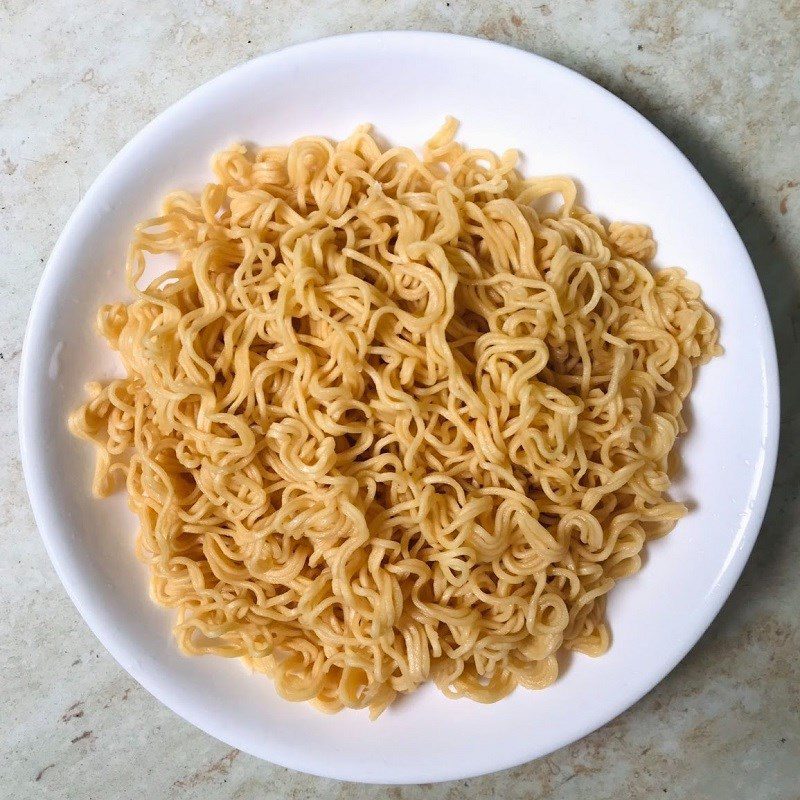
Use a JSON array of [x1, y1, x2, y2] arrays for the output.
[[19, 32, 779, 784]]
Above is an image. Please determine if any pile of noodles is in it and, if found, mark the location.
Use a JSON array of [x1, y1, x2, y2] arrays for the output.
[[69, 119, 720, 716]]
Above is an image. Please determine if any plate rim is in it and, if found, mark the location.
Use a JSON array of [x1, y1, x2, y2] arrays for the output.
[[18, 30, 780, 784]]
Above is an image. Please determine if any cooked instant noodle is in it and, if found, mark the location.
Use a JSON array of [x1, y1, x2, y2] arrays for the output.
[[69, 120, 720, 716]]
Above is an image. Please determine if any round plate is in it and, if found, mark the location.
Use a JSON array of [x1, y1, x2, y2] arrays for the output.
[[19, 32, 779, 784]]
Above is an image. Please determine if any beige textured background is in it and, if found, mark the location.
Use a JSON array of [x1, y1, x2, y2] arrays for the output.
[[2, 1, 799, 798]]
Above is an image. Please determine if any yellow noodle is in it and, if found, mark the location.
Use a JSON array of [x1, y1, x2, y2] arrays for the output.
[[69, 120, 720, 717]]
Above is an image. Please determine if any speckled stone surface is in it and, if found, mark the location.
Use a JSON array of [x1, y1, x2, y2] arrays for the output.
[[2, 2, 799, 798]]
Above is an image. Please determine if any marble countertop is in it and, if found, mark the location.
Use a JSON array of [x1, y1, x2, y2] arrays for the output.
[[2, 2, 798, 798]]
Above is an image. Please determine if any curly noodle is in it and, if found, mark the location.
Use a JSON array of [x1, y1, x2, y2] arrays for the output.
[[69, 119, 720, 716]]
